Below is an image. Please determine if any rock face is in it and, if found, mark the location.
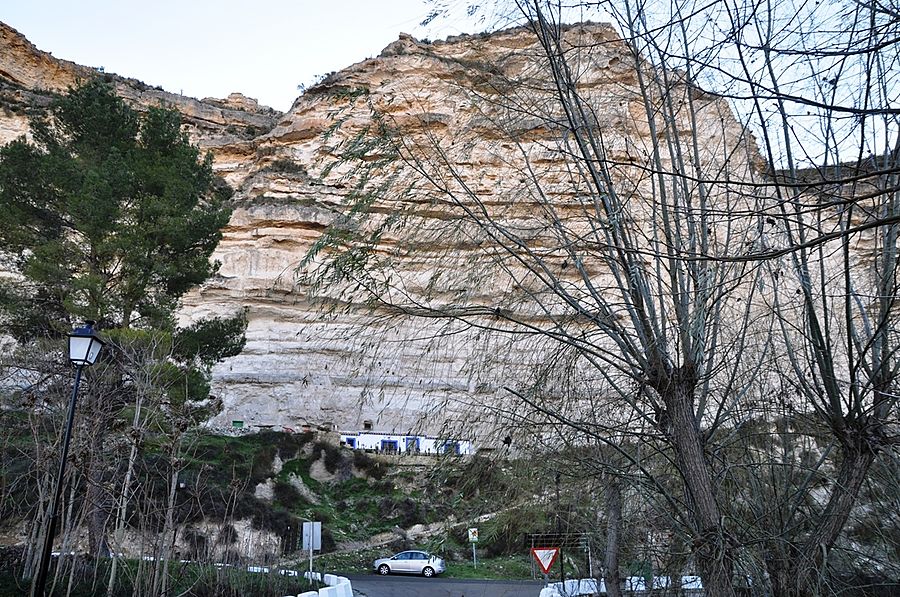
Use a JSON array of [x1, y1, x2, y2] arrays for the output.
[[0, 21, 762, 438], [177, 24, 762, 438]]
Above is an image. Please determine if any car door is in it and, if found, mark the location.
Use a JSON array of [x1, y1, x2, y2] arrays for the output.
[[409, 551, 427, 574], [392, 551, 412, 573]]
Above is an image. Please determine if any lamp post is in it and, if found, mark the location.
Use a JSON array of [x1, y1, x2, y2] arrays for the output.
[[32, 322, 105, 596]]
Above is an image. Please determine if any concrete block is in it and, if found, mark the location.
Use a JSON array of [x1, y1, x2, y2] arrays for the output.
[[337, 576, 353, 597], [333, 579, 353, 597]]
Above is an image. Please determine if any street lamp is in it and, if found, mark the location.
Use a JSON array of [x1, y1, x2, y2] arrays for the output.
[[32, 321, 105, 596]]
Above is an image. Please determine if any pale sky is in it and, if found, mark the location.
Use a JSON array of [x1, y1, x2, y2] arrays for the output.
[[5, 1, 886, 165], [2, 0, 478, 112]]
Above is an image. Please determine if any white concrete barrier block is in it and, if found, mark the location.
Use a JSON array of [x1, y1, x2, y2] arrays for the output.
[[539, 588, 561, 597], [318, 586, 339, 597], [323, 573, 339, 585], [298, 592, 318, 597], [552, 578, 602, 596], [333, 580, 352, 597]]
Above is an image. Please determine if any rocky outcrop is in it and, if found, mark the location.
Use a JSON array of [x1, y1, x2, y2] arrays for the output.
[[0, 22, 281, 187]]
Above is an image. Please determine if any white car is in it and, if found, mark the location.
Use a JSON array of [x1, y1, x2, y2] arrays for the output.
[[373, 550, 446, 577]]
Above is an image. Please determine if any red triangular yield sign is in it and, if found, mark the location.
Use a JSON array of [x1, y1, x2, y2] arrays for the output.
[[531, 547, 560, 574]]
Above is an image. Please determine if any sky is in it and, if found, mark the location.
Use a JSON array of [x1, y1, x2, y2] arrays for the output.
[[4, 1, 888, 165], [2, 0, 474, 112]]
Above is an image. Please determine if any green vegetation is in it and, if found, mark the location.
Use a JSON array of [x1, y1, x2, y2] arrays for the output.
[[265, 158, 308, 176], [315, 548, 535, 580], [0, 80, 249, 594], [443, 555, 533, 580], [0, 552, 321, 597], [170, 431, 427, 548], [20, 422, 880, 584]]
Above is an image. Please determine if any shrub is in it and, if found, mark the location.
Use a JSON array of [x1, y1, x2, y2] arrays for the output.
[[273, 480, 309, 509], [311, 441, 342, 474], [352, 450, 386, 479]]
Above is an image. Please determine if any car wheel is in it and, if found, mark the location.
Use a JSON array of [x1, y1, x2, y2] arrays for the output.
[[378, 564, 390, 576], [422, 566, 435, 578]]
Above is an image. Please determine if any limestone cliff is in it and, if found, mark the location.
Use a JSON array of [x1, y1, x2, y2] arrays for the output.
[[0, 22, 764, 439], [177, 24, 764, 437]]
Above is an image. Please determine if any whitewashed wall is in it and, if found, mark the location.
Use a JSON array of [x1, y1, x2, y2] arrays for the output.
[[339, 431, 474, 455]]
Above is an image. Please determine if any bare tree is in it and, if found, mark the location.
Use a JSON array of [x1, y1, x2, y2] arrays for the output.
[[301, 0, 898, 593]]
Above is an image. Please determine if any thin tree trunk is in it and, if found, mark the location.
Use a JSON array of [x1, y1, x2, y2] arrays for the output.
[[106, 395, 143, 597], [59, 480, 85, 597], [604, 480, 623, 597], [23, 469, 51, 584], [86, 466, 111, 559], [152, 441, 180, 597], [85, 407, 112, 561], [789, 442, 878, 595]]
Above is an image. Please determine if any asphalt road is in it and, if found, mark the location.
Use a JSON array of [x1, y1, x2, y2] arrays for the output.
[[347, 574, 545, 597]]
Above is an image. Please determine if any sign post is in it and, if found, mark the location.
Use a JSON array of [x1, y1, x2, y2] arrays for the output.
[[468, 527, 479, 569], [302, 521, 322, 580], [531, 547, 560, 585]]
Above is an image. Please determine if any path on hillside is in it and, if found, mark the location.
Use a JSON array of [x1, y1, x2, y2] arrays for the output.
[[334, 521, 446, 554]]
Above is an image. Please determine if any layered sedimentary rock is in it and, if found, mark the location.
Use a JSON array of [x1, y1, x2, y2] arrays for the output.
[[0, 21, 764, 437], [176, 24, 764, 436]]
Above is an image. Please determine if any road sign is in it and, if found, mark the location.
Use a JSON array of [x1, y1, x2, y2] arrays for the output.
[[468, 528, 479, 543], [531, 547, 560, 574], [302, 521, 321, 551]]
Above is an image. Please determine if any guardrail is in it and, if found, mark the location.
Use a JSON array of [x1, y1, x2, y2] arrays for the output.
[[281, 571, 353, 597], [539, 577, 705, 596]]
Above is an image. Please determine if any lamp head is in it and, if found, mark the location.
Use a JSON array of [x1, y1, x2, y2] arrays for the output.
[[68, 320, 105, 367]]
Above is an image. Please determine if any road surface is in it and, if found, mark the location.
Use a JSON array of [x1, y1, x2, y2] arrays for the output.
[[347, 573, 545, 597]]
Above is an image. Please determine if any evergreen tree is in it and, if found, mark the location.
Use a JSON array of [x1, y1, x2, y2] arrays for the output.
[[0, 78, 232, 338]]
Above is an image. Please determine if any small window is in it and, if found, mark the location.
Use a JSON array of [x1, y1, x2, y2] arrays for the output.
[[345, 438, 356, 448], [363, 420, 373, 431], [231, 420, 244, 429]]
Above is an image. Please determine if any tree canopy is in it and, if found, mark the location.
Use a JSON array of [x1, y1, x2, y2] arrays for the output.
[[0, 79, 232, 338]]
